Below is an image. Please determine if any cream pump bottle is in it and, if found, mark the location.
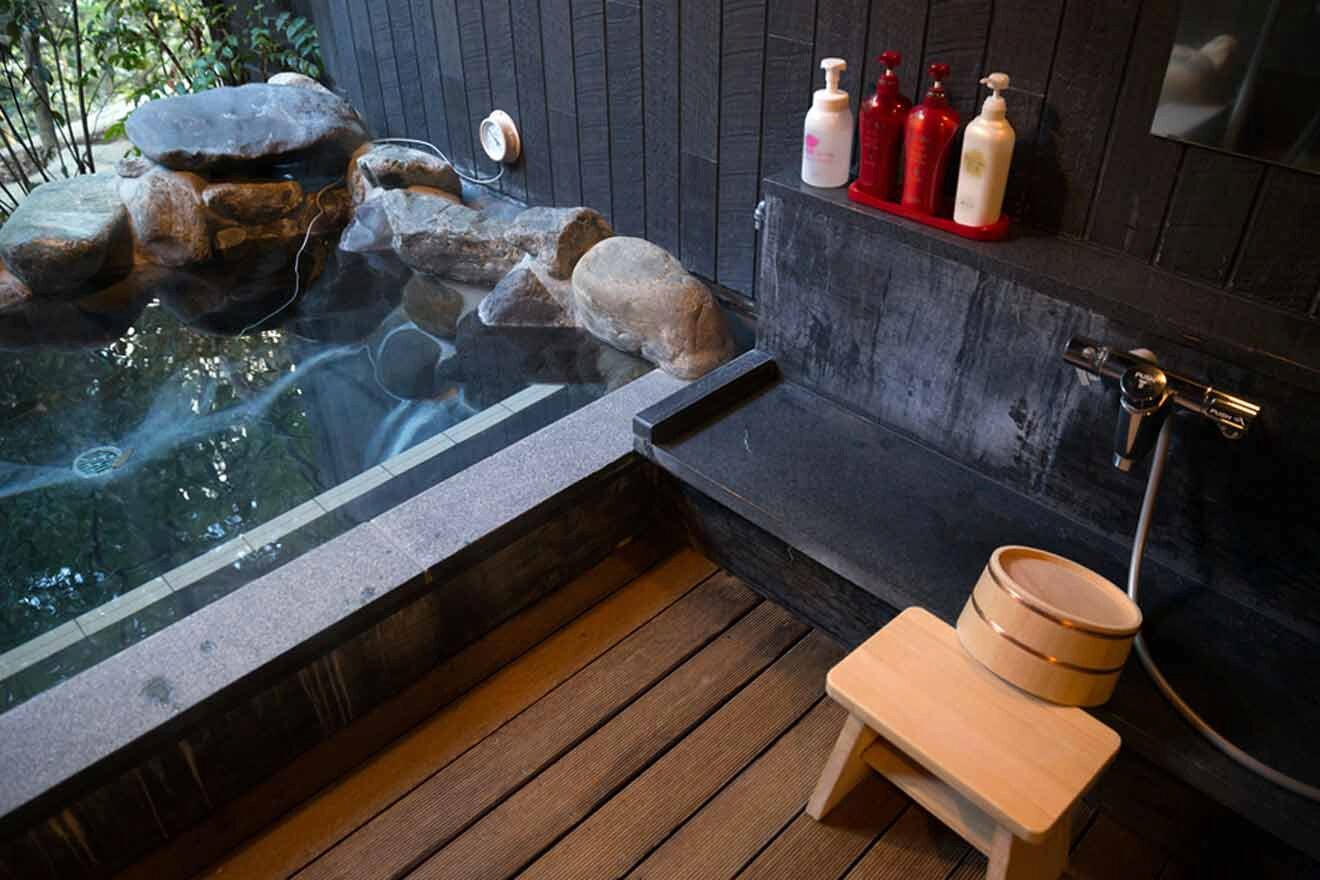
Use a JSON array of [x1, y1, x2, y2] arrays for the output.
[[802, 58, 853, 188], [953, 73, 1015, 226]]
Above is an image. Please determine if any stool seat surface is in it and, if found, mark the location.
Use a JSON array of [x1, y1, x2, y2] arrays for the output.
[[827, 607, 1120, 839]]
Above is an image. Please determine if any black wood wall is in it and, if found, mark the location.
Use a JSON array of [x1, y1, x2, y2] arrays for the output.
[[303, 0, 1320, 315]]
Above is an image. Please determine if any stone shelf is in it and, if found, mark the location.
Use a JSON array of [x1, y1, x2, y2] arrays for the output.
[[765, 174, 1320, 394], [635, 350, 1320, 862]]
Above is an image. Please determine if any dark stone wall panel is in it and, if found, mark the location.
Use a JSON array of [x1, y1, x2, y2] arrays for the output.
[[759, 188, 1320, 644]]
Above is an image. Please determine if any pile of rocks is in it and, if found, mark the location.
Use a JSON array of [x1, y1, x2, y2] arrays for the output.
[[343, 152, 733, 379], [0, 73, 734, 379], [0, 78, 366, 337]]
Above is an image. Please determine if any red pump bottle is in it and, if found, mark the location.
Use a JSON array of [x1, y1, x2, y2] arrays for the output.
[[901, 62, 960, 215], [855, 51, 911, 201]]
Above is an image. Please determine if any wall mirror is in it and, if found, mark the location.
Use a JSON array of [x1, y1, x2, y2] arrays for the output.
[[1151, 0, 1320, 174]]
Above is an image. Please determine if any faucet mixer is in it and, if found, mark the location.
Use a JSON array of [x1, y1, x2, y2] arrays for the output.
[[1063, 336, 1261, 471]]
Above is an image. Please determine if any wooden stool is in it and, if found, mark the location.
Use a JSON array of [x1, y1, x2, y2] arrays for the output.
[[808, 608, 1120, 880]]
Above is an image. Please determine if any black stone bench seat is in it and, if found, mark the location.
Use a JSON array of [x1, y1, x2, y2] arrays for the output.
[[635, 350, 1320, 862]]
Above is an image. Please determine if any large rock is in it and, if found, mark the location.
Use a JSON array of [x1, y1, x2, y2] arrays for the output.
[[403, 273, 465, 337], [0, 174, 130, 295], [203, 180, 304, 225], [571, 236, 733, 379], [479, 257, 573, 327], [503, 207, 611, 280], [117, 163, 210, 267], [267, 71, 334, 95], [125, 83, 368, 172], [382, 189, 523, 283], [349, 143, 461, 205]]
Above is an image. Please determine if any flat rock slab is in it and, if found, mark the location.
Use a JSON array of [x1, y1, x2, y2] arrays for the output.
[[0, 174, 130, 295], [126, 83, 369, 172]]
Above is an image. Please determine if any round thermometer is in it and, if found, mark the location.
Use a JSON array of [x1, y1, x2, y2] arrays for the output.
[[480, 110, 521, 164]]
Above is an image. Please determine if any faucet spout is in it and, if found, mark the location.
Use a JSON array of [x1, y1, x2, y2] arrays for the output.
[[1113, 361, 1170, 471]]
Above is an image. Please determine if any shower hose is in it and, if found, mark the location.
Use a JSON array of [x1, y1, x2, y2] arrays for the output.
[[1130, 418, 1320, 802]]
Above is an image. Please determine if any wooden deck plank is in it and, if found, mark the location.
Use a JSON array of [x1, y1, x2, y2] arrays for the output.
[[735, 775, 908, 880], [197, 538, 693, 880], [193, 551, 1208, 880], [516, 632, 845, 880], [627, 699, 846, 879], [407, 603, 814, 880], [298, 567, 754, 880], [844, 805, 969, 880], [643, 698, 841, 876]]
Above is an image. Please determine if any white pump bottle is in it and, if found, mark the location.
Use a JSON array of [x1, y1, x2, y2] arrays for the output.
[[802, 58, 853, 188], [953, 72, 1015, 227]]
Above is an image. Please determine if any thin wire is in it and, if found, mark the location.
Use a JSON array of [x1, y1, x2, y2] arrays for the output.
[[236, 177, 343, 337], [1129, 418, 1320, 802], [236, 135, 505, 337], [370, 136, 506, 185]]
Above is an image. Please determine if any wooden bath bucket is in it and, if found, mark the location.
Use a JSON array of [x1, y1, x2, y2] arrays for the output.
[[956, 546, 1142, 707]]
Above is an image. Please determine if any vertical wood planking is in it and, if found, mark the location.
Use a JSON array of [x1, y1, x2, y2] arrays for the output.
[[455, 0, 501, 181], [1229, 168, 1320, 314], [312, 0, 1320, 312], [573, 0, 613, 219], [979, 0, 1063, 222], [387, 2, 428, 139], [1028, 0, 1140, 235], [916, 0, 991, 124], [760, 0, 816, 184], [717, 0, 768, 294], [542, 0, 583, 205], [606, 1, 645, 235], [643, 0, 681, 254], [861, 0, 927, 118], [409, 0, 453, 155], [681, 0, 721, 279], [345, 0, 388, 135], [322, 0, 364, 106], [373, 1, 407, 135], [812, 0, 868, 118], [485, 0, 527, 201], [511, 0, 554, 205], [433, 0, 477, 173], [1086, 0, 1182, 260], [1155, 148, 1263, 285]]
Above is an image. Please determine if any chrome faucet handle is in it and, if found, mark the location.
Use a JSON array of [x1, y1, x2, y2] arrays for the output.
[[1064, 336, 1261, 469]]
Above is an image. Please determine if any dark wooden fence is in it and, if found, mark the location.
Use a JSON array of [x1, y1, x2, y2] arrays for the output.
[[299, 0, 1320, 313]]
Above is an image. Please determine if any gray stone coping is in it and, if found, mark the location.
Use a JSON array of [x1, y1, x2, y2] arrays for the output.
[[0, 369, 684, 826]]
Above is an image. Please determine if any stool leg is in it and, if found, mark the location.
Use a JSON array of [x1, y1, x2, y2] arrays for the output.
[[807, 714, 877, 820], [987, 818, 1069, 880]]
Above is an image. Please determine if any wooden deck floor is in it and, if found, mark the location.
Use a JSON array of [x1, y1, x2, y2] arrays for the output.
[[199, 548, 1230, 880]]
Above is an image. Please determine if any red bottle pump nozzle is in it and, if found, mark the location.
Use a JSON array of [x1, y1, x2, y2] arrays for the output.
[[878, 51, 901, 78], [927, 63, 950, 100]]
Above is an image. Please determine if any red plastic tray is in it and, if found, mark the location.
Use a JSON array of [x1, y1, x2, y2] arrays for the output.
[[847, 182, 1011, 241]]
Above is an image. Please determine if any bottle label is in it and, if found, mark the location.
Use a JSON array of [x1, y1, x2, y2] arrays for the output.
[[962, 148, 987, 178], [804, 132, 837, 163]]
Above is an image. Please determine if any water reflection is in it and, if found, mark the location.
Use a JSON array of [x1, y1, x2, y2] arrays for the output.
[[0, 248, 641, 654]]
